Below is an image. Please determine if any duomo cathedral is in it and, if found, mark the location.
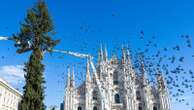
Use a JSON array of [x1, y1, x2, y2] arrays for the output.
[[63, 47, 171, 110]]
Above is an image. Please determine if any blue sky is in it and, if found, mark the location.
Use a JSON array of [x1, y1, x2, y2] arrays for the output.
[[0, 0, 194, 109]]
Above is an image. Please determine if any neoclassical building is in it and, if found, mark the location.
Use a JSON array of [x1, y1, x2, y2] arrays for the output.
[[63, 47, 171, 110], [0, 77, 22, 110]]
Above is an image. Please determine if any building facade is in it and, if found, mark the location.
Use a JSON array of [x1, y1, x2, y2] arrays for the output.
[[0, 78, 22, 110], [63, 47, 171, 110]]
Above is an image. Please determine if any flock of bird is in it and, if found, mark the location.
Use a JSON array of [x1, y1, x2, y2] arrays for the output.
[[133, 31, 194, 109], [55, 29, 194, 109]]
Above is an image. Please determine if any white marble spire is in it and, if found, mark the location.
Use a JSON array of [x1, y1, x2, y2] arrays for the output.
[[66, 66, 71, 88], [98, 44, 104, 63], [86, 59, 91, 83], [71, 66, 75, 88], [122, 46, 126, 64], [103, 45, 108, 62]]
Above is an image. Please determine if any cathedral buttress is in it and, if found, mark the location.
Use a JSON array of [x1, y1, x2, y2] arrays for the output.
[[157, 73, 171, 110], [64, 67, 75, 110], [140, 61, 153, 110], [103, 46, 108, 62], [85, 60, 92, 110]]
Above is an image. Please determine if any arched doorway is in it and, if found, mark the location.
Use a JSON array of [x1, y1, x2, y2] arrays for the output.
[[153, 106, 157, 110], [115, 94, 120, 103], [93, 106, 97, 110], [78, 106, 82, 110], [138, 103, 142, 110]]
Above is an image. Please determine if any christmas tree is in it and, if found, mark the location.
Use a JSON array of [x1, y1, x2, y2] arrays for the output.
[[13, 1, 59, 110]]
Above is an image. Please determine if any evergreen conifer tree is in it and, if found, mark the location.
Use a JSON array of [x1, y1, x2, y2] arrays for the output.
[[13, 1, 59, 110]]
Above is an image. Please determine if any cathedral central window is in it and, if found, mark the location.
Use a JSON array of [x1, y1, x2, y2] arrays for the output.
[[136, 91, 141, 100], [93, 90, 98, 100]]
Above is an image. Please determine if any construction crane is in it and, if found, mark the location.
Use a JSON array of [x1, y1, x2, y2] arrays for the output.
[[0, 36, 12, 40], [0, 36, 110, 110], [0, 36, 21, 44], [52, 49, 91, 59]]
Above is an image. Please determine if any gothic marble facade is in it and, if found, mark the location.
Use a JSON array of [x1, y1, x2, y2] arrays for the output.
[[63, 47, 171, 110]]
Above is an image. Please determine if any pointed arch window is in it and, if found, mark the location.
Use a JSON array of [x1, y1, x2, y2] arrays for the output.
[[93, 106, 97, 110], [115, 94, 120, 103], [93, 90, 98, 100], [78, 106, 82, 110], [113, 71, 119, 85], [136, 91, 141, 100]]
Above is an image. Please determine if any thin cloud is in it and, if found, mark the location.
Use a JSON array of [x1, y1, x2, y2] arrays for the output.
[[0, 65, 25, 85]]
